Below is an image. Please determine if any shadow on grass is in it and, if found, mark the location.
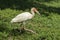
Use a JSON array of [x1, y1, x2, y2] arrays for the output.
[[9, 28, 25, 36], [39, 4, 60, 14], [0, 0, 34, 10], [0, 0, 60, 15], [33, 2, 60, 15], [0, 26, 9, 32]]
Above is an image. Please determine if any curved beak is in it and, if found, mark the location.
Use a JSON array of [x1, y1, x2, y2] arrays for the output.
[[36, 10, 40, 15]]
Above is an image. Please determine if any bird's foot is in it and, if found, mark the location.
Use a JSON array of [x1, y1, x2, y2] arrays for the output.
[[19, 27, 25, 33]]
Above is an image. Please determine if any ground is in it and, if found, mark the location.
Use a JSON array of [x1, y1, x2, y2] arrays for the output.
[[0, 0, 60, 40]]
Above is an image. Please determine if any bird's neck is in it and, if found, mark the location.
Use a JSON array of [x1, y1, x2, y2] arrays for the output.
[[31, 10, 35, 17]]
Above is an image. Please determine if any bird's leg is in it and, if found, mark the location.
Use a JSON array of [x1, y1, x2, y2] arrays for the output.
[[20, 21, 26, 31], [20, 22, 37, 34], [22, 21, 26, 29]]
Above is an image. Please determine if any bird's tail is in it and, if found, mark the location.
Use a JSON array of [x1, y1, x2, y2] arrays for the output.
[[10, 20, 13, 23]]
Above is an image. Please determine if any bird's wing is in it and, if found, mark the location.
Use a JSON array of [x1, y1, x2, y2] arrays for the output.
[[15, 12, 32, 19], [11, 12, 32, 23]]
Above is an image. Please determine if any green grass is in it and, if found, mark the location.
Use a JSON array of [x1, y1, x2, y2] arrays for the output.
[[0, 1, 60, 40], [41, 1, 60, 7]]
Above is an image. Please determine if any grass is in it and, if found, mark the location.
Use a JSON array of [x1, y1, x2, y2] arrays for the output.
[[41, 0, 60, 7], [0, 0, 60, 40]]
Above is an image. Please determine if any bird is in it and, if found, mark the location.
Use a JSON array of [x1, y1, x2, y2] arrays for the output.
[[11, 7, 40, 32]]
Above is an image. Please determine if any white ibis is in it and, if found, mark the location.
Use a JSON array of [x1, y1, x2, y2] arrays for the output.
[[11, 7, 40, 33]]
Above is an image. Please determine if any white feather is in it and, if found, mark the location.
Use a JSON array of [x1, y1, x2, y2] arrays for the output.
[[11, 12, 33, 23]]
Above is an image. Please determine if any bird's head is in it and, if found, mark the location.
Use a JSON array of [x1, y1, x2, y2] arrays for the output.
[[31, 7, 40, 15]]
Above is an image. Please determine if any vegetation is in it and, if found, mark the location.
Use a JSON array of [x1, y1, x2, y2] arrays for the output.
[[0, 0, 60, 40]]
